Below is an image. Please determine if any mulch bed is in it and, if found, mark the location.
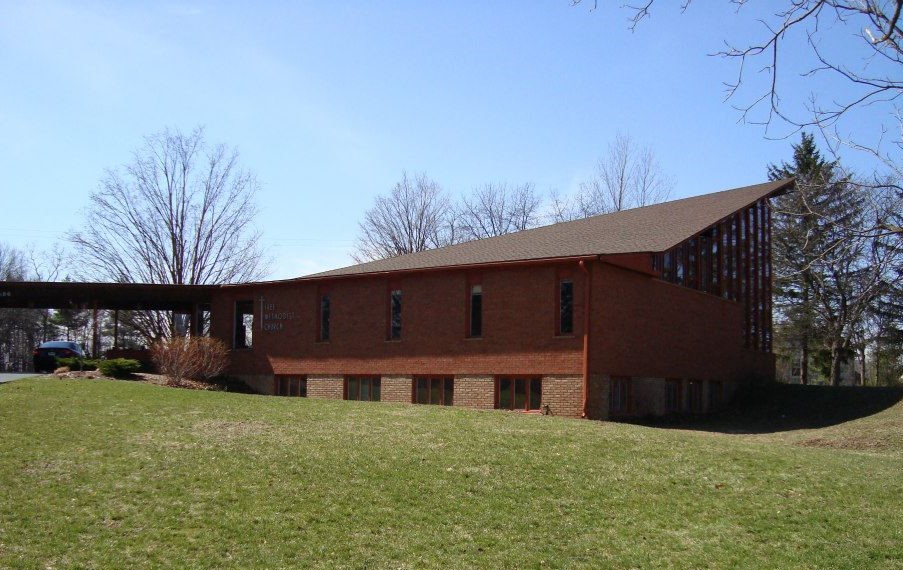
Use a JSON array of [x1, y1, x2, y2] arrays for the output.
[[52, 370, 222, 391]]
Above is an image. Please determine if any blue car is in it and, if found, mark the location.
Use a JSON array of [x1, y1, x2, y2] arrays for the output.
[[32, 341, 85, 373]]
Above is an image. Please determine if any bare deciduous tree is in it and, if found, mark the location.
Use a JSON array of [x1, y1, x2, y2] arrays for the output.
[[552, 133, 673, 221], [809, 209, 897, 386], [457, 182, 542, 239], [68, 126, 268, 341], [0, 243, 49, 371], [577, 1, 903, 237], [353, 172, 456, 262]]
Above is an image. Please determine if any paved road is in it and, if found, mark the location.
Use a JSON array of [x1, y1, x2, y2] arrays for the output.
[[0, 373, 39, 383]]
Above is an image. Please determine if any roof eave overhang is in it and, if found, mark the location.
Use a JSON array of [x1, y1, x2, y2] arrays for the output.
[[221, 254, 610, 289], [657, 177, 795, 254]]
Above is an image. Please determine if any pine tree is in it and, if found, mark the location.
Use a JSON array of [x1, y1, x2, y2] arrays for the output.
[[768, 133, 840, 384], [769, 134, 893, 385]]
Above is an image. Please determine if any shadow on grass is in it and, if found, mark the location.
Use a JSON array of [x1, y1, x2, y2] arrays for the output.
[[631, 383, 903, 434]]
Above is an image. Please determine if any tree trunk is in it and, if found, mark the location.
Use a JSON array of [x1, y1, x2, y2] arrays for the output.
[[858, 344, 867, 386], [830, 342, 844, 387], [875, 338, 882, 386], [800, 283, 810, 385], [800, 336, 809, 385]]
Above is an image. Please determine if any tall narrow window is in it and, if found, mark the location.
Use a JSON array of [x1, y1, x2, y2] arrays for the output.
[[699, 234, 710, 293], [234, 300, 254, 349], [318, 291, 330, 342], [388, 288, 402, 340], [711, 226, 720, 295], [558, 279, 574, 335], [468, 284, 482, 338], [731, 214, 740, 298], [722, 220, 732, 300], [496, 377, 541, 411], [687, 237, 698, 290]]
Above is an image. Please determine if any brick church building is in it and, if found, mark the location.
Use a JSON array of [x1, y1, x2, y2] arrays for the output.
[[209, 178, 792, 419]]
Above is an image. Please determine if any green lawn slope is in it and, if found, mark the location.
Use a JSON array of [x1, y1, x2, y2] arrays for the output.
[[1, 378, 900, 569]]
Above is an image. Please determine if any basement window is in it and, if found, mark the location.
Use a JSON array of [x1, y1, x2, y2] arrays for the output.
[[665, 379, 682, 414], [275, 376, 307, 397], [414, 376, 453, 406], [234, 300, 254, 349], [687, 380, 703, 413], [346, 376, 381, 402], [610, 376, 631, 415], [496, 376, 541, 411]]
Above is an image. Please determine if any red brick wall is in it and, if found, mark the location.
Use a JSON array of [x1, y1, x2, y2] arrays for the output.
[[211, 264, 585, 378], [541, 375, 582, 417], [210, 258, 772, 418], [307, 375, 344, 400], [452, 375, 495, 409], [381, 375, 412, 403], [591, 262, 774, 384]]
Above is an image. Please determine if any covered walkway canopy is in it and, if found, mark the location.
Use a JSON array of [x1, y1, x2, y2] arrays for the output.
[[0, 281, 218, 355], [0, 281, 216, 311]]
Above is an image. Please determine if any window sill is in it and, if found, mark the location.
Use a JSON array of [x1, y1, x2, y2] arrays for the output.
[[465, 336, 483, 341]]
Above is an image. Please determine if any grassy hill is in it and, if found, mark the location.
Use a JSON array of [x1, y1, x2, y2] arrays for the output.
[[1, 378, 901, 569]]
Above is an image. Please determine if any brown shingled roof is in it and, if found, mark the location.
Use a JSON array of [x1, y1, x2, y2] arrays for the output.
[[297, 178, 793, 280]]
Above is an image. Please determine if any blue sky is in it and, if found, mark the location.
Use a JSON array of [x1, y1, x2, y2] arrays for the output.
[[0, 1, 886, 280]]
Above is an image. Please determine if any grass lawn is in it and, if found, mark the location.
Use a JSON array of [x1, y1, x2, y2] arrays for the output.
[[1, 378, 901, 569]]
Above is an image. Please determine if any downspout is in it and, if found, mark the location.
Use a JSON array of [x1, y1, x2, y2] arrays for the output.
[[578, 259, 592, 418]]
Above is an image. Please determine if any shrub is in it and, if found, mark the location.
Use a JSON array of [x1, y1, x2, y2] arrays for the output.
[[151, 336, 229, 385], [56, 357, 100, 371], [98, 358, 142, 379]]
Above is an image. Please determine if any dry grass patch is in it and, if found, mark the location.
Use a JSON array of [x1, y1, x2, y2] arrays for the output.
[[52, 369, 101, 380], [135, 372, 223, 390], [799, 434, 892, 451]]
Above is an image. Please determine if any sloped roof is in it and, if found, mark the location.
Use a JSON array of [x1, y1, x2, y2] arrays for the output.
[[298, 178, 793, 280]]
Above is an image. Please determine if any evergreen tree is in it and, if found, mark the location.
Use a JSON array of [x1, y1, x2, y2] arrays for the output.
[[48, 309, 92, 352], [768, 133, 840, 384], [769, 134, 895, 385]]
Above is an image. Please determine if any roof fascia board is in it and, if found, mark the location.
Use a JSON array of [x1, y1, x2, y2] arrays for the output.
[[222, 254, 603, 289]]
